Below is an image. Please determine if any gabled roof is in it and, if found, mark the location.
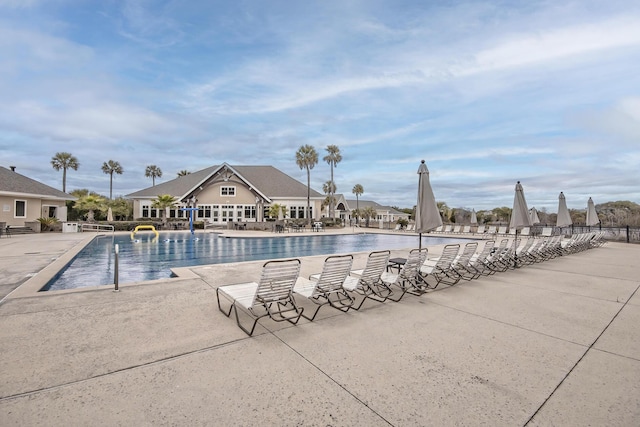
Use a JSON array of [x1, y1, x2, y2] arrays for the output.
[[0, 166, 75, 200], [126, 164, 323, 200], [343, 198, 406, 215]]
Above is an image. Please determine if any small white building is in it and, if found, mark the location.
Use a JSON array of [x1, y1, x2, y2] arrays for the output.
[[331, 194, 410, 224], [0, 166, 74, 229]]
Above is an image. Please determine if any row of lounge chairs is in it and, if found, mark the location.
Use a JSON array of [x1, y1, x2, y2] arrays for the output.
[[216, 231, 606, 335], [393, 224, 415, 231], [432, 225, 583, 237]]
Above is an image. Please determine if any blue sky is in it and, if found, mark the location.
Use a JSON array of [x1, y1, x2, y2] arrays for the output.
[[1, 0, 639, 212]]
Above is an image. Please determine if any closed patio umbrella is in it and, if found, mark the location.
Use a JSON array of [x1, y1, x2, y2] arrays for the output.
[[529, 207, 540, 225], [470, 209, 477, 225], [107, 207, 114, 222], [510, 181, 532, 231], [510, 181, 532, 267], [556, 192, 572, 230], [415, 160, 442, 249], [586, 197, 599, 227]]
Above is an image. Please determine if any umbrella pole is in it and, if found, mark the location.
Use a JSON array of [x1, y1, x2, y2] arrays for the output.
[[419, 232, 422, 250], [514, 229, 518, 268]]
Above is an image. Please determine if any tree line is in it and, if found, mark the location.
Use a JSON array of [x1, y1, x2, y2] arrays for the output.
[[393, 201, 640, 228]]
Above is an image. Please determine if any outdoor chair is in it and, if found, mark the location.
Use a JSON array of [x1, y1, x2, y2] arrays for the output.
[[475, 225, 486, 235], [433, 226, 443, 233], [0, 226, 10, 238], [497, 226, 508, 235], [540, 227, 554, 237], [462, 225, 471, 234], [486, 225, 497, 235], [469, 240, 496, 277], [442, 225, 453, 233], [514, 238, 536, 267], [346, 250, 393, 310], [216, 258, 304, 336], [486, 239, 511, 272], [294, 254, 354, 321], [420, 244, 461, 288], [544, 235, 564, 259], [520, 238, 545, 264], [590, 231, 607, 248], [449, 242, 479, 281], [406, 224, 415, 232], [383, 248, 429, 302], [452, 225, 462, 233]]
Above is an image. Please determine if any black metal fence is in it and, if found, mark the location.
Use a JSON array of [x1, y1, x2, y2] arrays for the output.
[[532, 225, 640, 244]]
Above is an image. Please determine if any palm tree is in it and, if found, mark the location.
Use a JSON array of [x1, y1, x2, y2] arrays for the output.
[[295, 145, 318, 226], [75, 194, 106, 222], [145, 165, 163, 186], [151, 194, 177, 227], [352, 184, 363, 225], [51, 152, 79, 193], [323, 145, 342, 219], [101, 160, 123, 200], [322, 180, 337, 217], [268, 203, 287, 219], [177, 170, 190, 177], [107, 197, 133, 221], [361, 206, 377, 228]]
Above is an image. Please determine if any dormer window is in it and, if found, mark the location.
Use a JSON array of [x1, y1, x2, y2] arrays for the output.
[[221, 186, 236, 196]]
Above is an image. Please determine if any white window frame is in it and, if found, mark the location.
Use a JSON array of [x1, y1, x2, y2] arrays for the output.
[[14, 200, 26, 218], [220, 186, 236, 197]]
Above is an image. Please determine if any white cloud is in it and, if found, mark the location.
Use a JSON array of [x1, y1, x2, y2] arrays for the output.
[[465, 16, 640, 75]]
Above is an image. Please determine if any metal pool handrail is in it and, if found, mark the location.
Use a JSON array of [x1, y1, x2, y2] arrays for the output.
[[81, 223, 115, 233]]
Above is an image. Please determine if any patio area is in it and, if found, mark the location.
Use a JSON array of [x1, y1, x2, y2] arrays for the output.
[[0, 231, 638, 425]]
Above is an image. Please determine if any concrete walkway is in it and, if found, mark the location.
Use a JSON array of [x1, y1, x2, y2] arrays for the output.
[[0, 231, 638, 426]]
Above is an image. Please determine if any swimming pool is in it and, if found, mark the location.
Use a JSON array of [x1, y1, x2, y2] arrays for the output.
[[43, 232, 473, 291]]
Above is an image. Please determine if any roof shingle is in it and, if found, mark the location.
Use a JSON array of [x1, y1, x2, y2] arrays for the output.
[[0, 166, 74, 200]]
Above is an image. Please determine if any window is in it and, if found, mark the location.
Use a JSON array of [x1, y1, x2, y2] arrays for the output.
[[142, 205, 149, 217], [197, 205, 212, 218], [221, 205, 233, 222], [244, 205, 256, 219], [15, 200, 26, 218], [220, 186, 236, 196]]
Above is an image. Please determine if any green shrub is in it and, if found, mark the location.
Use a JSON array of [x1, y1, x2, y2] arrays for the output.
[[37, 217, 59, 231]]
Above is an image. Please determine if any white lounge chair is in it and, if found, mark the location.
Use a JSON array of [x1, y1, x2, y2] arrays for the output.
[[382, 248, 429, 302], [541, 227, 554, 237], [216, 258, 304, 336], [346, 250, 392, 310], [420, 244, 462, 289], [294, 254, 354, 320]]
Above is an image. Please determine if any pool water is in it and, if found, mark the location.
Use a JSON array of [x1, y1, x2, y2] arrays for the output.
[[43, 232, 472, 291]]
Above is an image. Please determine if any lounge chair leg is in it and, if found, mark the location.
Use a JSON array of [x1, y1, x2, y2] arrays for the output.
[[216, 289, 234, 317]]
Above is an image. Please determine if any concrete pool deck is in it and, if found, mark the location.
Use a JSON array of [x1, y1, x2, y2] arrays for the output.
[[0, 229, 639, 425]]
